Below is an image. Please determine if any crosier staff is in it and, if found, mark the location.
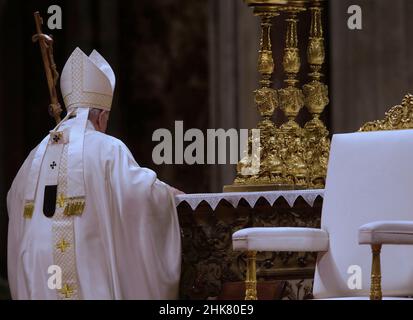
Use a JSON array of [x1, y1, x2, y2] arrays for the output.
[[32, 11, 62, 124]]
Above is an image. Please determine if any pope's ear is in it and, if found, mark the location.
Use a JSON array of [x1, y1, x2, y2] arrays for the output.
[[103, 111, 110, 122], [97, 110, 110, 132], [98, 110, 107, 122]]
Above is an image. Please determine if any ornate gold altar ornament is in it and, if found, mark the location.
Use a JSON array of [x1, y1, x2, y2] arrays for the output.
[[278, 0, 308, 189], [224, 0, 330, 192], [225, 0, 287, 193], [360, 94, 413, 132], [302, 0, 330, 189], [32, 11, 62, 124]]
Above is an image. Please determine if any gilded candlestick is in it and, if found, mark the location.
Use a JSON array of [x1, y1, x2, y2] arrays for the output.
[[276, 1, 308, 188], [303, 0, 330, 189], [225, 1, 288, 192]]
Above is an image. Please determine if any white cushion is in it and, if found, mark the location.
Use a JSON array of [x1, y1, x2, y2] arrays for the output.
[[313, 130, 413, 299], [359, 221, 413, 245], [232, 227, 329, 252]]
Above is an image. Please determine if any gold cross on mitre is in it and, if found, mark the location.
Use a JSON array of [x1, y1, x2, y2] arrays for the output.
[[59, 283, 74, 299], [57, 193, 66, 208], [56, 238, 70, 253]]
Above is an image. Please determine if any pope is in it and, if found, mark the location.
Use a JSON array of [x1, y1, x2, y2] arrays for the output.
[[7, 47, 182, 300]]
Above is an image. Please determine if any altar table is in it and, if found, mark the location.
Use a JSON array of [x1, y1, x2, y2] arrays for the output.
[[176, 189, 324, 300]]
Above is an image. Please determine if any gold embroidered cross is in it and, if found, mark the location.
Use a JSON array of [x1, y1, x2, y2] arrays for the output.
[[57, 193, 66, 208], [56, 238, 70, 253], [51, 132, 63, 144], [59, 283, 73, 299]]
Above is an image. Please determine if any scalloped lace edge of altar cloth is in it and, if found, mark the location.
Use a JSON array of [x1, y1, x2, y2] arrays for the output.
[[175, 189, 324, 211]]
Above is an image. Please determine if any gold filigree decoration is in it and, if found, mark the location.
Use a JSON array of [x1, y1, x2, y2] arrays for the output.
[[230, 5, 282, 190], [56, 238, 71, 253], [63, 197, 86, 216], [59, 283, 74, 299], [225, 0, 331, 192], [254, 87, 279, 117], [23, 201, 35, 219], [360, 94, 413, 132], [302, 0, 330, 189], [57, 193, 66, 208], [283, 48, 300, 75]]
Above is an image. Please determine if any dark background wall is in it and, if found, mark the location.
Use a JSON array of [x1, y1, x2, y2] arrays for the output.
[[330, 0, 413, 132], [1, 0, 412, 298], [0, 0, 211, 289]]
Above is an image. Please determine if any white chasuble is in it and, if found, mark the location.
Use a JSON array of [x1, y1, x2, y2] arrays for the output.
[[7, 119, 182, 299]]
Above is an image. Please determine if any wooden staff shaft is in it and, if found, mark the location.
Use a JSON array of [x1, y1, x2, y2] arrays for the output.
[[33, 11, 61, 124]]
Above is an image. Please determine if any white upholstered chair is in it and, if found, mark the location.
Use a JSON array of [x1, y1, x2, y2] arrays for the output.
[[233, 130, 413, 300]]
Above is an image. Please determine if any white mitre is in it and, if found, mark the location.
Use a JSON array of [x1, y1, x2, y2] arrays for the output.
[[23, 47, 116, 219], [60, 47, 115, 111]]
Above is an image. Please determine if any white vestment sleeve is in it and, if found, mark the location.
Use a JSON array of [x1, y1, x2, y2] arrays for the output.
[[7, 148, 36, 299], [105, 142, 182, 299]]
